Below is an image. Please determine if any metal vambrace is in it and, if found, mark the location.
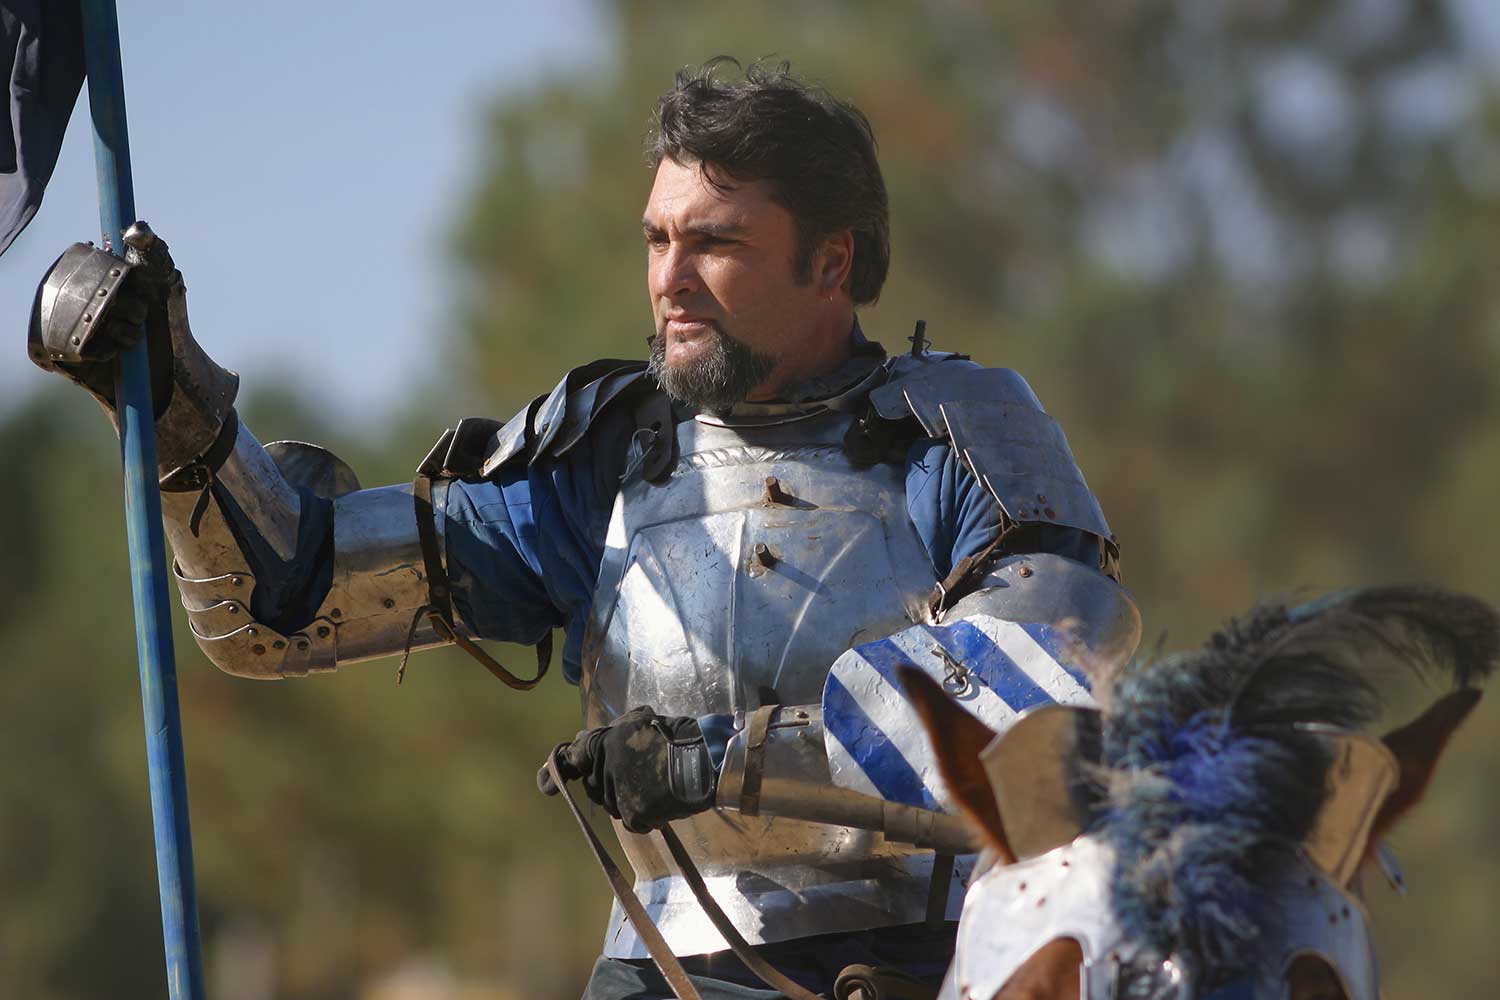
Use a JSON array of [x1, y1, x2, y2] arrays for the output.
[[165, 425, 463, 679], [714, 704, 980, 857]]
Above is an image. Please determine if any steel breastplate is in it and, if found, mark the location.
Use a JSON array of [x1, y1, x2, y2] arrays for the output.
[[580, 408, 963, 959]]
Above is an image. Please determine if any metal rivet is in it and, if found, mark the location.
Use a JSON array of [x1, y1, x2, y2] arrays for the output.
[[296, 640, 309, 651], [109, 268, 121, 277], [82, 313, 92, 322], [226, 606, 238, 615], [383, 598, 396, 609], [317, 625, 331, 638], [331, 608, 343, 619], [231, 576, 243, 587], [252, 643, 266, 656], [752, 542, 777, 569], [245, 626, 257, 636], [763, 476, 793, 506], [273, 639, 286, 650], [97, 288, 108, 297], [1018, 565, 1033, 578], [71, 336, 81, 345]]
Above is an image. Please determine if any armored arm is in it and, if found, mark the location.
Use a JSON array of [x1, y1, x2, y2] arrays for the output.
[[30, 238, 460, 679]]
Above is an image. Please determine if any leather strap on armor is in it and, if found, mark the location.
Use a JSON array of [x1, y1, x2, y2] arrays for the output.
[[405, 432, 550, 690]]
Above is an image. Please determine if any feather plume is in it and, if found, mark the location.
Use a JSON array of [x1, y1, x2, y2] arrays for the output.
[[1094, 586, 1497, 995]]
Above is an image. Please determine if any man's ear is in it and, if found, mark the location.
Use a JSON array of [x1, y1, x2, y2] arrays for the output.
[[899, 665, 1016, 863], [1370, 688, 1482, 845], [812, 229, 855, 298]]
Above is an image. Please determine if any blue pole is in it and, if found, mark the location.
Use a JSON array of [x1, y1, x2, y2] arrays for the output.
[[78, 3, 207, 998]]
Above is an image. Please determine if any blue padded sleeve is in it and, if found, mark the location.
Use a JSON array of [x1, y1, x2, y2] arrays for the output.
[[904, 438, 1096, 576]]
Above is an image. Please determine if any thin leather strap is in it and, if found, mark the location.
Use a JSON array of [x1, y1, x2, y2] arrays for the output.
[[544, 749, 704, 1000], [737, 704, 777, 817], [657, 824, 823, 1000], [409, 470, 550, 690]]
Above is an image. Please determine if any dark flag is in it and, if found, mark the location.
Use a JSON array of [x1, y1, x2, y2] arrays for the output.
[[1, 0, 85, 255]]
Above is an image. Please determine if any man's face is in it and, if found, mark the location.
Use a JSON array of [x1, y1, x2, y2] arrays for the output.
[[643, 157, 827, 409]]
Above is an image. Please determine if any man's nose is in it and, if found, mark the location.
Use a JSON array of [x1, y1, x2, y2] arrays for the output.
[[649, 245, 701, 301]]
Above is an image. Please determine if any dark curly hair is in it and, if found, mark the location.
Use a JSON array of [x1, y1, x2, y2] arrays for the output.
[[645, 57, 891, 306]]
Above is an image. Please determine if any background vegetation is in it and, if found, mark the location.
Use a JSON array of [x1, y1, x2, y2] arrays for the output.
[[4, 1, 1499, 996]]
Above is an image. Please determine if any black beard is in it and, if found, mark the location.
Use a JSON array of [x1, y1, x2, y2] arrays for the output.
[[647, 326, 778, 413]]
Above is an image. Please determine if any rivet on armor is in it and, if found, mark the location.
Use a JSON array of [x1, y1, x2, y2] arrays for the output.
[[273, 640, 286, 650], [383, 598, 396, 609], [226, 605, 238, 615], [752, 542, 777, 568], [763, 476, 793, 506], [296, 640, 309, 651], [83, 313, 92, 323], [246, 626, 257, 636], [1018, 565, 1033, 578], [71, 336, 80, 345], [97, 288, 108, 298], [252, 643, 266, 656], [231, 576, 243, 586], [331, 608, 343, 619], [109, 268, 121, 277], [317, 625, 331, 638]]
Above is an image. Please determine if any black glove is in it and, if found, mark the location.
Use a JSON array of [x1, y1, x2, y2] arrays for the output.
[[548, 706, 718, 833], [31, 226, 178, 415]]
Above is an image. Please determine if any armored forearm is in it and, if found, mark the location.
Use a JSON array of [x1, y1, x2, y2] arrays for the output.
[[31, 241, 461, 679], [165, 423, 458, 679]]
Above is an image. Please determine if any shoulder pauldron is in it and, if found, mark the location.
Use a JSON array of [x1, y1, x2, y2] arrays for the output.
[[868, 357, 1118, 569], [419, 359, 662, 481]]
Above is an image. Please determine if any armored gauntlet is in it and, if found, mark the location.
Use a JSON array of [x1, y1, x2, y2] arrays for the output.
[[29, 227, 239, 480]]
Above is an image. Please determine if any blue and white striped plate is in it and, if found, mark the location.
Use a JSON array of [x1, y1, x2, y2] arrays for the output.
[[822, 616, 1095, 813]]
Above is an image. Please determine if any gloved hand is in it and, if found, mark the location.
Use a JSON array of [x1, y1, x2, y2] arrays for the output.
[[28, 224, 179, 415], [545, 706, 718, 833]]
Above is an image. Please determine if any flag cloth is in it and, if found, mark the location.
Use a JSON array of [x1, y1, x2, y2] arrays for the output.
[[1, 0, 85, 256]]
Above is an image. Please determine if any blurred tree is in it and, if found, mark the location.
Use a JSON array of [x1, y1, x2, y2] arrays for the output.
[[5, 0, 1500, 996]]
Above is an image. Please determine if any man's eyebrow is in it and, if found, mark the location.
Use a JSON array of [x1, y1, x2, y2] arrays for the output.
[[640, 219, 748, 238]]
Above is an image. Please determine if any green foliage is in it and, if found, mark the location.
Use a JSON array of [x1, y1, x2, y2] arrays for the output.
[[7, 1, 1500, 996]]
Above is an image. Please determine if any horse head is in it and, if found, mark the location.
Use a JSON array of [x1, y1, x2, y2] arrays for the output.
[[904, 586, 1498, 1000]]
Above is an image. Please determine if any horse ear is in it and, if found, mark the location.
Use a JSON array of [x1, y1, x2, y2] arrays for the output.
[[898, 665, 1015, 863], [1369, 688, 1482, 845]]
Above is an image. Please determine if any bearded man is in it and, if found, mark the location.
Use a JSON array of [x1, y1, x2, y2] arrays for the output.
[[30, 59, 1138, 999]]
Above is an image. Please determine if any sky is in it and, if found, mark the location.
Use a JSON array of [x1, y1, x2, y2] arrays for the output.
[[1, 0, 608, 430]]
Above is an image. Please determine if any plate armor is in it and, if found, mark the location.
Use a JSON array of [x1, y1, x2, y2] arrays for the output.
[[583, 407, 955, 957]]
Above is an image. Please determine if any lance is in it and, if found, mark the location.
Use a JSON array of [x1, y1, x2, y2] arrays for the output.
[[78, 2, 207, 997]]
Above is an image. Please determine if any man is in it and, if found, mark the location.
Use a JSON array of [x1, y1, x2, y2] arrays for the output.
[[30, 60, 1137, 998]]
